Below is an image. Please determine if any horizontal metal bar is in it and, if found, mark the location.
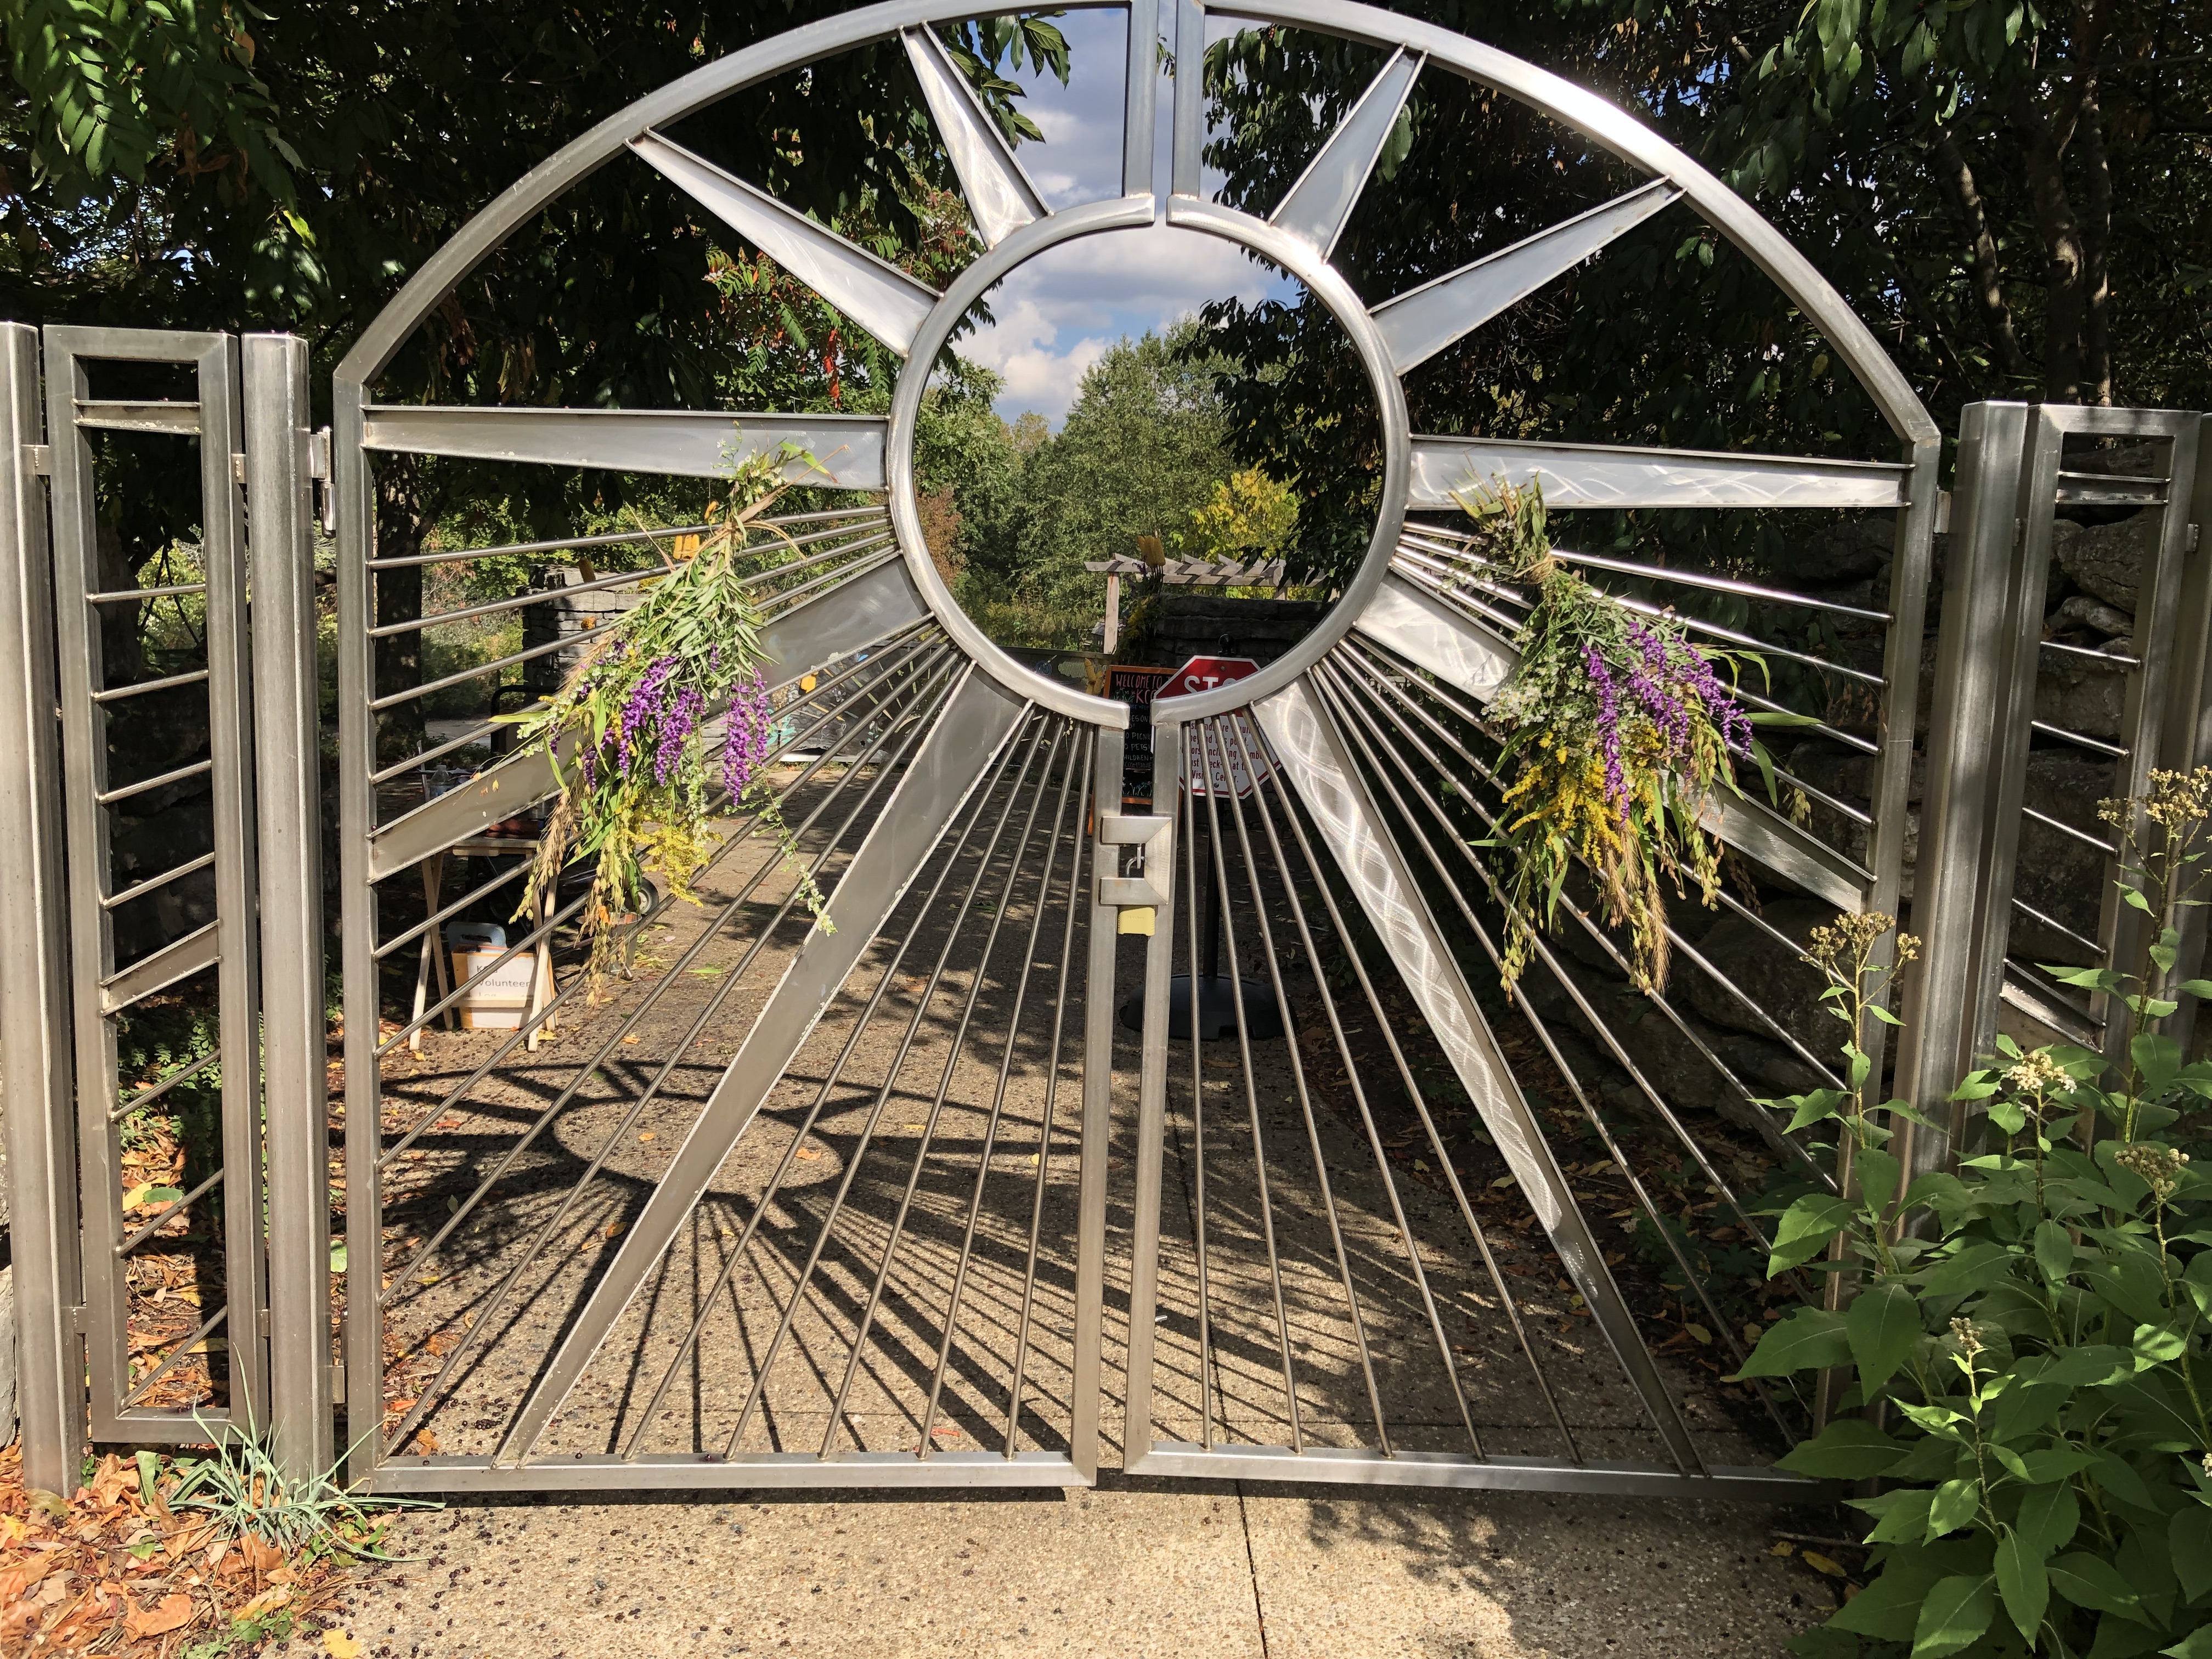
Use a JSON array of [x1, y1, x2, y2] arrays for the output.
[[2054, 477, 2166, 506], [100, 921, 219, 1015], [366, 506, 888, 571], [368, 630, 582, 711], [368, 563, 668, 639], [2011, 896, 2108, 958], [95, 758, 213, 806], [2022, 805, 2118, 856], [1125, 1442, 1822, 1501], [110, 1045, 222, 1123], [1553, 548, 1893, 622], [101, 851, 216, 911], [116, 1167, 224, 1256], [1768, 764, 1876, 828], [1607, 591, 1888, 687], [86, 582, 206, 605], [362, 404, 889, 490], [1409, 433, 1909, 511], [369, 720, 505, 786], [373, 859, 531, 962], [364, 1451, 1087, 1494], [74, 399, 200, 435], [2040, 639, 2139, 669], [1733, 684, 1879, 754], [2029, 720, 2129, 759], [91, 667, 210, 704]]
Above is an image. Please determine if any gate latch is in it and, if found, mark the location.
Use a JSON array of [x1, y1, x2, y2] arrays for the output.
[[1097, 814, 1172, 936]]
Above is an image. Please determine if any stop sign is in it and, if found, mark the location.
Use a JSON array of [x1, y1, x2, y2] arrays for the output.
[[1160, 656, 1272, 798]]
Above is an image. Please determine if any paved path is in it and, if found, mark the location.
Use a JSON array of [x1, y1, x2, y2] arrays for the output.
[[311, 1469, 1834, 1658]]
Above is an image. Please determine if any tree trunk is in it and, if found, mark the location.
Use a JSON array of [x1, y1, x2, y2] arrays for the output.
[[2013, 88, 2092, 404], [2079, 85, 2114, 405], [1929, 128, 2032, 385]]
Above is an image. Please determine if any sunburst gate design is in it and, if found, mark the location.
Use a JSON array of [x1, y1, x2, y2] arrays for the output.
[[332, 0, 1942, 1496]]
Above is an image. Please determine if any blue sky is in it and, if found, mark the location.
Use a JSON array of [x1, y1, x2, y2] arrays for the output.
[[959, 8, 1298, 425]]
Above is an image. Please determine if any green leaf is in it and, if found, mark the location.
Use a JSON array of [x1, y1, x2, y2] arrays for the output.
[[2050, 1550, 2147, 1617], [1832, 1556, 1946, 1640], [2173, 979, 2212, 1001], [2017, 1444, 2098, 1486], [2170, 1504, 2212, 1603], [1856, 1146, 1901, 1218], [1858, 1486, 1937, 1544], [2045, 963, 2125, 991], [1786, 1089, 1848, 1132], [1847, 1279, 1923, 1392], [2163, 1626, 2212, 1657], [2015, 1481, 2080, 1556], [2039, 1346, 2134, 1389], [2134, 1323, 2188, 1367], [1776, 1414, 1908, 1478], [2035, 1220, 2076, 1285], [1769, 1194, 1857, 1274], [1927, 1477, 1982, 1539], [1995, 1532, 2050, 1641], [2134, 1033, 2183, 1097], [1918, 1240, 2013, 1298], [1912, 1575, 1995, 1658]]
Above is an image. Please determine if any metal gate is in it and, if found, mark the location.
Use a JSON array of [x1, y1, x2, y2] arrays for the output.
[[10, 0, 2205, 1506], [0, 325, 330, 1494], [1899, 403, 2210, 1172]]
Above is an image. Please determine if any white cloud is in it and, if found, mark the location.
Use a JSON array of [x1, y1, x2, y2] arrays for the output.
[[959, 224, 1284, 423]]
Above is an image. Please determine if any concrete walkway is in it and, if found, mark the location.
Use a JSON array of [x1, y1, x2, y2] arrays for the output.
[[310, 1471, 1835, 1658]]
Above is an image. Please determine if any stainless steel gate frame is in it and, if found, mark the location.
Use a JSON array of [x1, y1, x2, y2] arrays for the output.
[[1898, 403, 2210, 1177], [42, 327, 269, 1446]]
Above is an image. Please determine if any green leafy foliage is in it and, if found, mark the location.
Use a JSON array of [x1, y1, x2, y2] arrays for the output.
[[1741, 771, 2212, 1657]]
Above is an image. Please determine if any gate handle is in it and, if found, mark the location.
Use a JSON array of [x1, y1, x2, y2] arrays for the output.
[[1098, 814, 1172, 934]]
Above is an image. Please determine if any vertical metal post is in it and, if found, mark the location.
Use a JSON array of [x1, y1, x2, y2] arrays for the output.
[[332, 376, 384, 1480], [1122, 0, 1160, 199], [1118, 716, 1181, 1470], [1071, 727, 1122, 1482], [1894, 402, 2029, 1179], [244, 335, 334, 1480], [2161, 415, 2212, 1056], [0, 324, 86, 1496]]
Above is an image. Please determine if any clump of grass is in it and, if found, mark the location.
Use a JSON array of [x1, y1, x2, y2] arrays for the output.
[[173, 1418, 438, 1559]]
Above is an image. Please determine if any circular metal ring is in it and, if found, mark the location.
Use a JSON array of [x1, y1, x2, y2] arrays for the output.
[[885, 195, 1410, 727]]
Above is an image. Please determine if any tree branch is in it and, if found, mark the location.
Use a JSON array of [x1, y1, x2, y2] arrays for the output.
[[1929, 127, 2033, 383]]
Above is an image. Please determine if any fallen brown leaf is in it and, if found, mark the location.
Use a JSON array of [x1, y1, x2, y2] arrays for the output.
[[124, 1591, 195, 1639]]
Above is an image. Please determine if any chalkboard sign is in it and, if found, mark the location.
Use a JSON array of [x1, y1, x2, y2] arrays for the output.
[[1107, 665, 1174, 805]]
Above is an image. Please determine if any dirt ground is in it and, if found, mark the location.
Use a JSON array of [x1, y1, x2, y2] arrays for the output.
[[304, 738, 1848, 1658]]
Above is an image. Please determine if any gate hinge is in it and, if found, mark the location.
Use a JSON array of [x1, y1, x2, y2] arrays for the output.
[[2190, 522, 2202, 553], [24, 443, 51, 477], [256, 1306, 272, 1338], [1933, 490, 1951, 534], [67, 1303, 88, 1334], [308, 427, 331, 482], [329, 1362, 346, 1405], [231, 452, 246, 486]]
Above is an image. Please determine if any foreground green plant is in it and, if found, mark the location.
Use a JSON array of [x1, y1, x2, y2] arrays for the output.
[[1736, 769, 2212, 1658], [173, 1419, 437, 1559]]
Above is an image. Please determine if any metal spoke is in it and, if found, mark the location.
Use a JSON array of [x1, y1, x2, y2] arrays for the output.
[[820, 718, 1069, 1455], [630, 130, 939, 357], [617, 713, 1058, 1458], [711, 709, 1051, 1458], [1201, 721, 1305, 1452], [1251, 672, 1703, 1472], [901, 27, 1047, 246], [1373, 180, 1679, 375], [1300, 657, 1793, 1437], [376, 650, 968, 1460], [919, 729, 1086, 1455], [1408, 435, 1909, 512], [503, 667, 1029, 1460], [361, 404, 888, 489], [1000, 735, 1093, 1456], [1270, 47, 1424, 261]]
